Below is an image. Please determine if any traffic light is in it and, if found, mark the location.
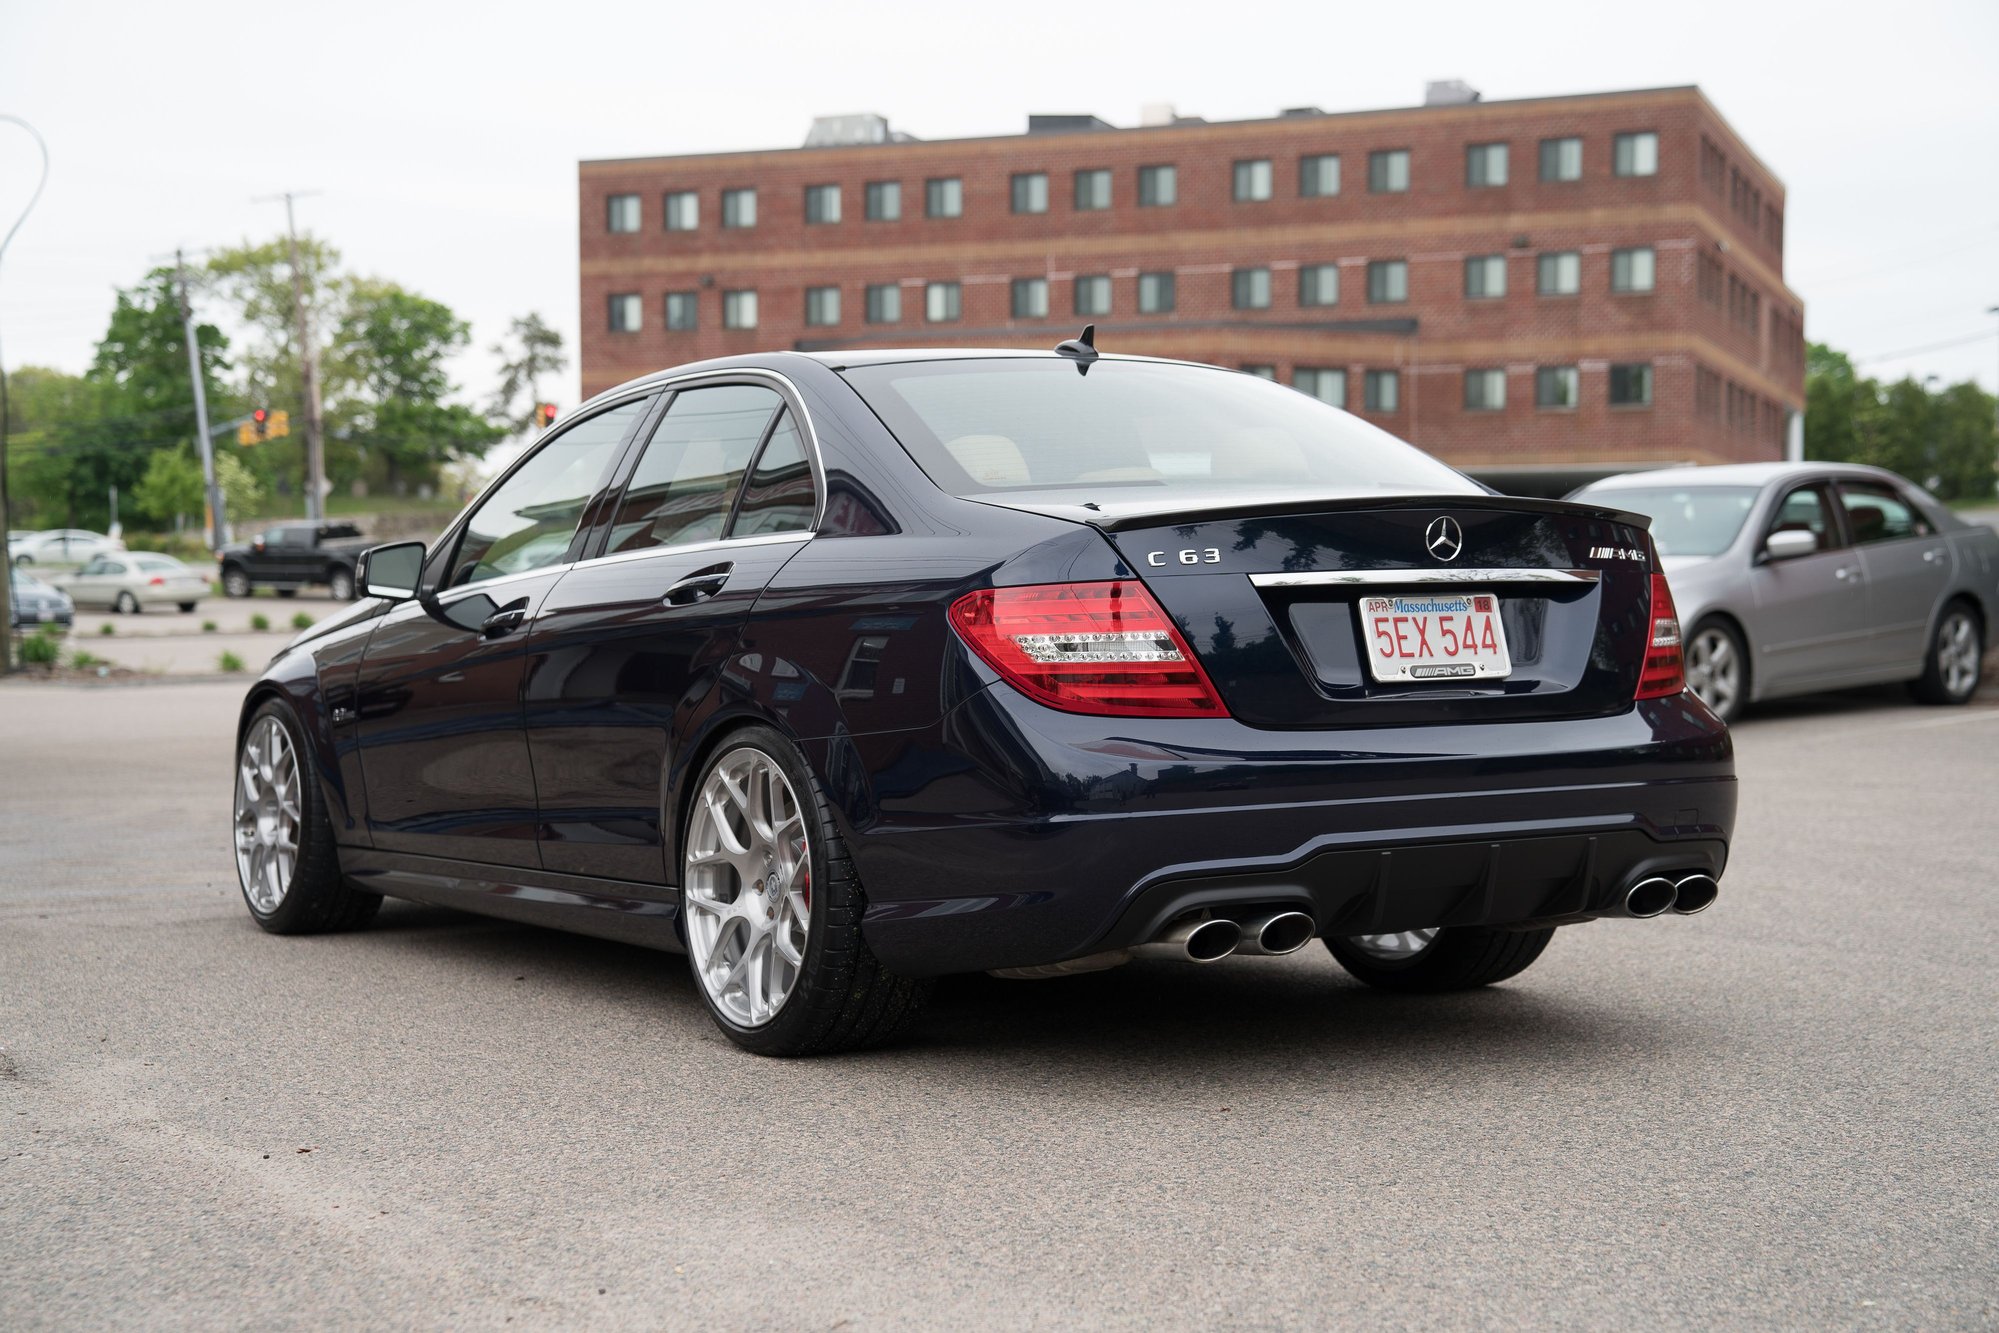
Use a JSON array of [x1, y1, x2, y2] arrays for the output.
[[237, 408, 270, 446], [267, 409, 290, 439], [538, 403, 558, 428], [253, 407, 269, 438]]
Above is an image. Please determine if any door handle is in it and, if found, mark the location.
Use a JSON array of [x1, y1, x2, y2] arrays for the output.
[[480, 598, 530, 638], [1921, 548, 1944, 564], [664, 562, 733, 607], [1834, 566, 1858, 583]]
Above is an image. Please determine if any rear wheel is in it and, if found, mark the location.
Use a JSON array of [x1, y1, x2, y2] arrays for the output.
[[1909, 601, 1983, 706], [276, 587, 297, 599], [1684, 617, 1748, 723], [177, 602, 197, 614], [113, 591, 140, 615], [233, 699, 380, 934], [1327, 925, 1555, 993], [681, 726, 928, 1056], [221, 565, 251, 598]]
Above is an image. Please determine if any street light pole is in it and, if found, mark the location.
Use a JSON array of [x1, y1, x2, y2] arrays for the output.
[[0, 113, 52, 675]]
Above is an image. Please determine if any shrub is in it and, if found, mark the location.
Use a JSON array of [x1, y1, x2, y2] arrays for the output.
[[218, 651, 245, 673], [291, 612, 313, 630], [202, 620, 218, 633], [68, 649, 104, 670], [250, 613, 270, 632], [19, 633, 59, 666], [99, 622, 115, 636]]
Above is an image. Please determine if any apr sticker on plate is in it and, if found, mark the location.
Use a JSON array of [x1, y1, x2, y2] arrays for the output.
[[1360, 592, 1513, 682]]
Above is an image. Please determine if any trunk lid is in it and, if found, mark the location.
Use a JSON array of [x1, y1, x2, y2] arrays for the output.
[[1070, 494, 1656, 727]]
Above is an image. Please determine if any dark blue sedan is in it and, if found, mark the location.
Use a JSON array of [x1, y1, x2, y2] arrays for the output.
[[230, 346, 1734, 1055]]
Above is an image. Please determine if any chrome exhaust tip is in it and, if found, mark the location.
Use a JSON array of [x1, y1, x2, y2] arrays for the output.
[[1623, 876, 1678, 919], [1235, 910, 1317, 956], [1671, 873, 1720, 915], [1135, 916, 1243, 963]]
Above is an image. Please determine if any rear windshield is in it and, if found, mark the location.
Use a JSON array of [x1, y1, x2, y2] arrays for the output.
[[842, 359, 1474, 497], [1591, 486, 1761, 557], [133, 555, 186, 573]]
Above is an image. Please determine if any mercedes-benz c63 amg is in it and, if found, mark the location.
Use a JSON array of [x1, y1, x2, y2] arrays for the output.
[[230, 343, 1734, 1055]]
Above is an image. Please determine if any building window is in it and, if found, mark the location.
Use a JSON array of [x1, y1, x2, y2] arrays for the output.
[[865, 283, 901, 324], [1464, 254, 1506, 299], [1233, 158, 1273, 202], [1294, 367, 1347, 406], [1300, 153, 1341, 197], [925, 280, 961, 323], [1613, 131, 1659, 177], [1298, 263, 1340, 307], [1241, 364, 1277, 380], [1231, 266, 1271, 310], [1465, 142, 1508, 188], [1535, 365, 1579, 408], [1610, 363, 1654, 407], [926, 177, 963, 218], [1611, 246, 1657, 293], [1074, 168, 1112, 210], [1137, 164, 1178, 207], [1011, 277, 1049, 319], [865, 180, 901, 221], [1010, 172, 1048, 215], [1537, 251, 1581, 296], [1137, 271, 1176, 314], [1464, 368, 1506, 411], [1366, 259, 1408, 304], [1073, 274, 1111, 317], [723, 290, 758, 330], [804, 286, 841, 327], [606, 194, 641, 233], [1364, 369, 1400, 412], [804, 184, 841, 224], [664, 291, 697, 331], [607, 292, 642, 331], [1368, 149, 1410, 193], [663, 191, 698, 231], [721, 188, 757, 228], [1540, 137, 1582, 182]]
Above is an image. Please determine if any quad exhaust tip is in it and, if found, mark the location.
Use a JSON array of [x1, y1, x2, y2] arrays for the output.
[[1237, 910, 1317, 956], [1671, 873, 1720, 915], [1624, 876, 1679, 919], [1134, 916, 1243, 963]]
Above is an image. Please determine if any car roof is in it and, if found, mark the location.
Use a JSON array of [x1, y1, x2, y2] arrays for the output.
[[1579, 461, 1913, 491]]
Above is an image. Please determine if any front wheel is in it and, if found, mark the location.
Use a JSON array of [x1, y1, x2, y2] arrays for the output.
[[221, 566, 251, 598], [681, 726, 928, 1056], [327, 566, 355, 601], [1909, 602, 1983, 706], [1684, 617, 1748, 723], [234, 699, 381, 934], [1326, 925, 1555, 993]]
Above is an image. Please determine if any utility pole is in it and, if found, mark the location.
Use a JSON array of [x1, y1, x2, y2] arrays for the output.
[[1, 114, 52, 673], [261, 191, 326, 521], [175, 249, 225, 550]]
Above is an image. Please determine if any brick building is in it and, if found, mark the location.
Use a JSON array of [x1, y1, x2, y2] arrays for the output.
[[578, 85, 1804, 489]]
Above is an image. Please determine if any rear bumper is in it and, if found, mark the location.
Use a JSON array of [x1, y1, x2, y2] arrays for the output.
[[832, 688, 1735, 976]]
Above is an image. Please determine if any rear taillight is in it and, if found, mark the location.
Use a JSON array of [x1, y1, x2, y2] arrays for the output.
[[1635, 571, 1685, 700], [148, 576, 166, 586], [949, 580, 1228, 718]]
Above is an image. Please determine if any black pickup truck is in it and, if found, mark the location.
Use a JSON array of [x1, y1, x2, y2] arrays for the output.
[[215, 521, 373, 600]]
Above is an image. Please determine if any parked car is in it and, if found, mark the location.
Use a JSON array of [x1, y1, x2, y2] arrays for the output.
[[8, 566, 74, 629], [229, 347, 1735, 1055], [53, 551, 212, 613], [1571, 463, 1996, 722], [10, 528, 122, 567], [215, 521, 371, 600]]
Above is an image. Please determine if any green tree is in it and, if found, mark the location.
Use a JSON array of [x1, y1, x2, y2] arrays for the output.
[[336, 279, 503, 493], [130, 446, 264, 528], [1804, 341, 1996, 501], [208, 235, 344, 500], [489, 313, 567, 432]]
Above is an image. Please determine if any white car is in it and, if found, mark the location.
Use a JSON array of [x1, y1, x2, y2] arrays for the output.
[[53, 552, 212, 614], [10, 528, 123, 568]]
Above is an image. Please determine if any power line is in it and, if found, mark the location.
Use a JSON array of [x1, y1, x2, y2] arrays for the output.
[[1854, 328, 1998, 366]]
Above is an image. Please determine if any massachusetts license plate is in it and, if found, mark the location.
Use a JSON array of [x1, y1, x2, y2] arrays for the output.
[[1360, 592, 1512, 682]]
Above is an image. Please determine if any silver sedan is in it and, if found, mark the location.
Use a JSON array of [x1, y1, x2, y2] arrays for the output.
[[51, 551, 213, 614], [1573, 462, 1997, 722]]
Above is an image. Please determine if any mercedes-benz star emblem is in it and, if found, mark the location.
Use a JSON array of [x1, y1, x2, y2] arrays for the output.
[[1424, 516, 1464, 563]]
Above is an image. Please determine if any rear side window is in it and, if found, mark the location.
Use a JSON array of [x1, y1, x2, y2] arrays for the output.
[[841, 358, 1473, 497], [448, 398, 648, 587], [1837, 482, 1933, 545], [604, 385, 784, 555], [732, 411, 816, 536]]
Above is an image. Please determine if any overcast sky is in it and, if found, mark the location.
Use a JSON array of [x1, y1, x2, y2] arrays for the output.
[[3, 0, 1996, 416]]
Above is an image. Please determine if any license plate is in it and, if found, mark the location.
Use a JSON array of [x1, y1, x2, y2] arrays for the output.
[[1360, 592, 1512, 682]]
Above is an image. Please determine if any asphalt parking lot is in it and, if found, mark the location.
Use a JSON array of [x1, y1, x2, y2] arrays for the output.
[[1, 680, 1995, 1328]]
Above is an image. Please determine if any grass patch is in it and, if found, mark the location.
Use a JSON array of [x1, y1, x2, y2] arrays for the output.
[[250, 613, 270, 632], [98, 622, 115, 636], [202, 620, 218, 633], [218, 651, 245, 673], [290, 612, 313, 630], [19, 633, 59, 666], [68, 648, 105, 670]]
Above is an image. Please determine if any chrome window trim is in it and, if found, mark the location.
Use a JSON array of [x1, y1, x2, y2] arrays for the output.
[[1249, 568, 1602, 588], [571, 529, 813, 575], [433, 561, 579, 606]]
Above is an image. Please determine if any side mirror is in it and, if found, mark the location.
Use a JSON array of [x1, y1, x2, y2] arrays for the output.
[[1764, 529, 1819, 562], [359, 541, 425, 600]]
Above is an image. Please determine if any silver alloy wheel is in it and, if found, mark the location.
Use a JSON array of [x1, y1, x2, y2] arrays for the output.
[[329, 567, 354, 600], [234, 715, 302, 913], [1938, 610, 1981, 699], [1347, 929, 1440, 961], [115, 591, 139, 615], [223, 568, 250, 598], [683, 746, 812, 1028], [1685, 625, 1742, 718]]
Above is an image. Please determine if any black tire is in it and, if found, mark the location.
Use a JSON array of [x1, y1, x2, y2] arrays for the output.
[[1908, 600, 1984, 706], [235, 698, 381, 935], [114, 591, 140, 615], [682, 724, 929, 1056], [177, 602, 197, 614], [327, 566, 355, 601], [1684, 616, 1749, 724], [1326, 925, 1555, 993], [221, 565, 251, 598], [275, 587, 298, 599]]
